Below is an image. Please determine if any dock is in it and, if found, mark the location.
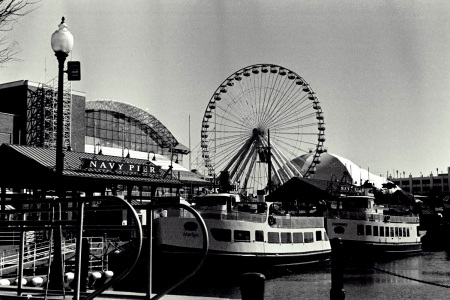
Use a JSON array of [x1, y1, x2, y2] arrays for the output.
[[0, 288, 235, 300]]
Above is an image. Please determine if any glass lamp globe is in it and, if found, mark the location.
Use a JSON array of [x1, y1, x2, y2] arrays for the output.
[[51, 17, 74, 54]]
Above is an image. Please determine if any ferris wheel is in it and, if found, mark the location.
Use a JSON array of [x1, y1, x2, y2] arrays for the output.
[[201, 64, 325, 195]]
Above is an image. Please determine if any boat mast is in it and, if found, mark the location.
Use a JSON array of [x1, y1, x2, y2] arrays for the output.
[[268, 129, 272, 195]]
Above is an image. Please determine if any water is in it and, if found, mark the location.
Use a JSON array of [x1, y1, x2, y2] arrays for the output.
[[163, 250, 450, 300]]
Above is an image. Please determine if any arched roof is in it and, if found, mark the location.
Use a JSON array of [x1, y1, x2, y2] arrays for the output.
[[86, 100, 185, 151], [294, 152, 388, 188]]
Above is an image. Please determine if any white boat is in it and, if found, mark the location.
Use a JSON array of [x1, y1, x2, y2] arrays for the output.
[[153, 193, 331, 269], [326, 185, 423, 254]]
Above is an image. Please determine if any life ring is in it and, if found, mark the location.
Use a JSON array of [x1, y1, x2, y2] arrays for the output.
[[268, 215, 276, 226]]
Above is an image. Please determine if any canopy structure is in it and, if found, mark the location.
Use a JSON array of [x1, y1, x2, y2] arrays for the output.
[[0, 144, 187, 192], [266, 177, 336, 204]]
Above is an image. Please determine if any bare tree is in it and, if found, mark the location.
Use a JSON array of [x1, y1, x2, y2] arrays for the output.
[[0, 0, 39, 66]]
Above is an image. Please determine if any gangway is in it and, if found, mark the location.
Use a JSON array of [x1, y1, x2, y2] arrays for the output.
[[0, 196, 208, 300], [0, 239, 76, 277]]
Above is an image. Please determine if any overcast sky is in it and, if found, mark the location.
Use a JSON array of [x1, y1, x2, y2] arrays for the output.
[[2, 0, 450, 178]]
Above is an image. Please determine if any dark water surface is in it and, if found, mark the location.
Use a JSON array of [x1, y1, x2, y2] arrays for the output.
[[161, 250, 450, 300]]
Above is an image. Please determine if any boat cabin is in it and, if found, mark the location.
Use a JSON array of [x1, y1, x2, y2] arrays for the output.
[[334, 196, 383, 215], [193, 193, 241, 213]]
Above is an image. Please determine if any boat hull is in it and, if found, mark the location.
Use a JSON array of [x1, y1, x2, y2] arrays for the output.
[[326, 216, 422, 254], [154, 211, 331, 270]]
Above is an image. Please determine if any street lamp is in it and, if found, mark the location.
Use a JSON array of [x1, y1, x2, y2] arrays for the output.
[[51, 17, 73, 186], [49, 16, 73, 291]]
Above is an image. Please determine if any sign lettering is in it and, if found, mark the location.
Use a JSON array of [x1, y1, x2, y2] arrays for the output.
[[80, 158, 161, 175]]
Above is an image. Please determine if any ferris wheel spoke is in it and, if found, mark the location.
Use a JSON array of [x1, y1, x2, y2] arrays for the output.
[[230, 142, 258, 181], [215, 104, 254, 131], [261, 75, 296, 125], [270, 100, 313, 129]]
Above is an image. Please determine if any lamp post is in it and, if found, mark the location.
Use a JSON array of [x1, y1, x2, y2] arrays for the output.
[[49, 17, 73, 291], [51, 17, 73, 186]]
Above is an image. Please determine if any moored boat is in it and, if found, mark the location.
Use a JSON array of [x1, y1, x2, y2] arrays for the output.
[[153, 192, 331, 270], [325, 183, 423, 254]]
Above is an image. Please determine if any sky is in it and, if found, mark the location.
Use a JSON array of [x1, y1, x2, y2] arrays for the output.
[[1, 0, 450, 179]]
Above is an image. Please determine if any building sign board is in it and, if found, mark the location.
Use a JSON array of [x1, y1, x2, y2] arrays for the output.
[[80, 158, 161, 176]]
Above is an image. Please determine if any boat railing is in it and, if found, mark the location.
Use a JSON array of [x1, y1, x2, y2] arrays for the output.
[[270, 215, 325, 229], [173, 207, 268, 223], [326, 211, 420, 224]]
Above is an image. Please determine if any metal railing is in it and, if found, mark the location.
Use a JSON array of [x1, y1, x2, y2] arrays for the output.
[[0, 197, 209, 300], [0, 196, 143, 300], [326, 211, 420, 223], [0, 239, 76, 277]]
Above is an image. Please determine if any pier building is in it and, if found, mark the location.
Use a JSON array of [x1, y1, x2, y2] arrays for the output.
[[390, 169, 449, 199], [0, 80, 207, 200]]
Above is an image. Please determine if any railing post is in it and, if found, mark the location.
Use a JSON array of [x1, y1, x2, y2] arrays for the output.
[[73, 201, 85, 300], [330, 238, 345, 300], [17, 217, 25, 296], [145, 208, 153, 299]]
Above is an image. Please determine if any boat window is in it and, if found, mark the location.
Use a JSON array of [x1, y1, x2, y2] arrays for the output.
[[373, 226, 379, 236], [304, 232, 314, 243], [316, 231, 322, 241], [357, 224, 364, 235], [269, 203, 283, 215], [234, 230, 250, 242], [390, 227, 394, 237], [399, 228, 403, 237], [210, 228, 231, 242], [365, 225, 372, 236], [268, 232, 280, 244], [385, 227, 390, 237], [342, 197, 370, 210], [195, 196, 228, 207], [235, 202, 266, 213], [255, 230, 264, 242], [281, 232, 292, 244], [406, 228, 410, 237], [293, 232, 303, 243], [379, 226, 384, 237], [395, 227, 399, 237]]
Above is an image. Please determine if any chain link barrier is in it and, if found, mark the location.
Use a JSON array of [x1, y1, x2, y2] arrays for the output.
[[373, 264, 450, 289]]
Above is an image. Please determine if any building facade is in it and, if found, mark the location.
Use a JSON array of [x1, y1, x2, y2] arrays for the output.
[[391, 169, 450, 198], [0, 80, 85, 152]]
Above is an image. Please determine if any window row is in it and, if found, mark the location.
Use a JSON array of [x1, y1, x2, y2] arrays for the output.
[[357, 225, 412, 238], [210, 228, 328, 244]]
